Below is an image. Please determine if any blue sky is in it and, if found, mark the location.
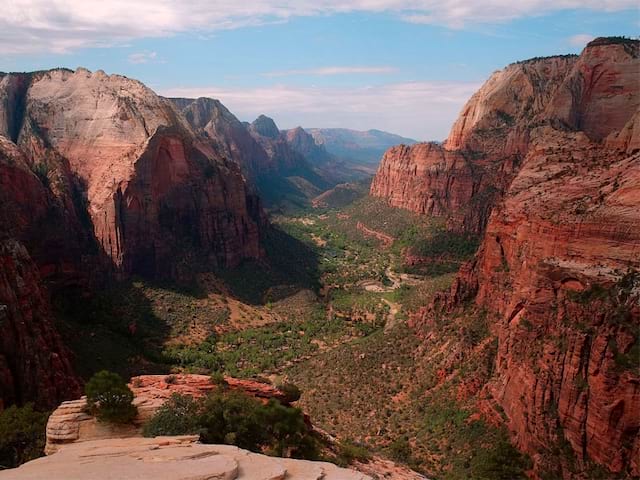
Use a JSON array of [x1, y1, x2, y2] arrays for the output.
[[2, 1, 638, 140]]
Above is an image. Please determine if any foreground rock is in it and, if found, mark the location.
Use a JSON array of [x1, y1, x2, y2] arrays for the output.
[[1, 436, 371, 480], [45, 374, 288, 454]]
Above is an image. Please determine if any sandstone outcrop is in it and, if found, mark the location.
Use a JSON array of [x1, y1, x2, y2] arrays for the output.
[[2, 436, 372, 480], [409, 37, 640, 478], [44, 374, 288, 454]]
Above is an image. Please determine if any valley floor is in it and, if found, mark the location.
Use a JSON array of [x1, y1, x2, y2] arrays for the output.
[[53, 192, 530, 479]]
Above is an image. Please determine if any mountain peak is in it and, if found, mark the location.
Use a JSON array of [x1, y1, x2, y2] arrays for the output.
[[251, 114, 280, 139]]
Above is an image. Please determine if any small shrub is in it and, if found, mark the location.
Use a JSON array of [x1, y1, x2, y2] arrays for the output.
[[278, 383, 302, 403], [389, 437, 412, 463], [143, 391, 318, 459], [142, 394, 202, 437], [164, 375, 177, 384], [336, 440, 371, 466], [470, 435, 530, 480], [85, 370, 137, 424], [210, 371, 228, 388], [0, 404, 49, 468]]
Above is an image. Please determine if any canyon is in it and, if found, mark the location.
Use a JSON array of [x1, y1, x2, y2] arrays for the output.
[[0, 35, 638, 480], [371, 37, 640, 478]]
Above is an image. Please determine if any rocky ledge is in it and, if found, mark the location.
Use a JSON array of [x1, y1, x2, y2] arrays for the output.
[[1, 436, 371, 480], [44, 374, 288, 454]]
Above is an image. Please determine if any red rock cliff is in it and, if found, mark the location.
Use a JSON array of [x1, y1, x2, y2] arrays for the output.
[[0, 68, 263, 277], [418, 38, 640, 478], [0, 137, 81, 408], [0, 69, 266, 408], [371, 54, 580, 232]]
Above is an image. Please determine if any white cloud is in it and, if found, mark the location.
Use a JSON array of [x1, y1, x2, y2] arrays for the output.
[[128, 51, 158, 64], [160, 81, 481, 140], [262, 66, 398, 77], [568, 33, 596, 47], [1, 0, 636, 54]]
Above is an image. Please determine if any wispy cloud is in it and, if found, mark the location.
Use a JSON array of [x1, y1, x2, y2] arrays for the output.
[[160, 81, 481, 140], [2, 0, 636, 54], [262, 66, 397, 77], [128, 51, 158, 64], [567, 33, 596, 47]]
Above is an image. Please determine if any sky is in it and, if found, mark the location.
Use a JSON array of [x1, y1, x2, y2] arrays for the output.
[[1, 1, 638, 140]]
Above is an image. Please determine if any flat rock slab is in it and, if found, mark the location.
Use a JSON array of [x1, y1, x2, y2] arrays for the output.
[[0, 436, 372, 480]]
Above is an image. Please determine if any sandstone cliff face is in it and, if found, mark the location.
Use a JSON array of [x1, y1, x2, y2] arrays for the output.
[[371, 55, 578, 232], [469, 128, 640, 478], [0, 239, 81, 409], [0, 69, 265, 409], [0, 136, 83, 408], [414, 38, 640, 478], [370, 143, 491, 231], [0, 68, 263, 277], [172, 97, 270, 181]]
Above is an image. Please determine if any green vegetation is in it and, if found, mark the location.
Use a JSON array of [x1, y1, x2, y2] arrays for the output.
[[142, 393, 202, 437], [277, 383, 302, 403], [389, 437, 413, 464], [469, 434, 530, 480], [143, 390, 318, 460], [0, 404, 48, 469], [215, 311, 348, 377], [407, 230, 479, 260], [85, 370, 137, 424], [32, 162, 50, 188], [335, 440, 371, 467]]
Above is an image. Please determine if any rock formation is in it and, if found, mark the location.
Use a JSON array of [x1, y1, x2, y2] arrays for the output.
[[0, 68, 264, 278], [0, 135, 83, 408], [404, 38, 640, 478], [171, 97, 270, 181], [2, 436, 372, 480], [0, 69, 266, 408], [44, 374, 290, 454]]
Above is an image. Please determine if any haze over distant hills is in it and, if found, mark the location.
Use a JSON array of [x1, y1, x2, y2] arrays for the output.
[[305, 128, 418, 168]]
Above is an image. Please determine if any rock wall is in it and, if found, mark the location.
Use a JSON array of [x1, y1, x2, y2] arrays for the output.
[[0, 69, 265, 408], [0, 68, 263, 278], [372, 40, 640, 235], [414, 38, 640, 478]]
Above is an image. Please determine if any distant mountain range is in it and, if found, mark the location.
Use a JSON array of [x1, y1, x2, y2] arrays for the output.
[[305, 128, 417, 167]]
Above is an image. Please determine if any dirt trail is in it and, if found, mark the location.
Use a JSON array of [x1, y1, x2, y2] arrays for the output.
[[359, 265, 421, 293]]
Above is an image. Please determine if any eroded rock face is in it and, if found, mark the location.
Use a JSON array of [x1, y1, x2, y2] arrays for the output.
[[0, 240, 81, 409], [370, 143, 489, 231], [414, 38, 640, 478], [0, 136, 83, 408], [0, 68, 263, 277], [0, 69, 265, 408], [372, 39, 640, 236]]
